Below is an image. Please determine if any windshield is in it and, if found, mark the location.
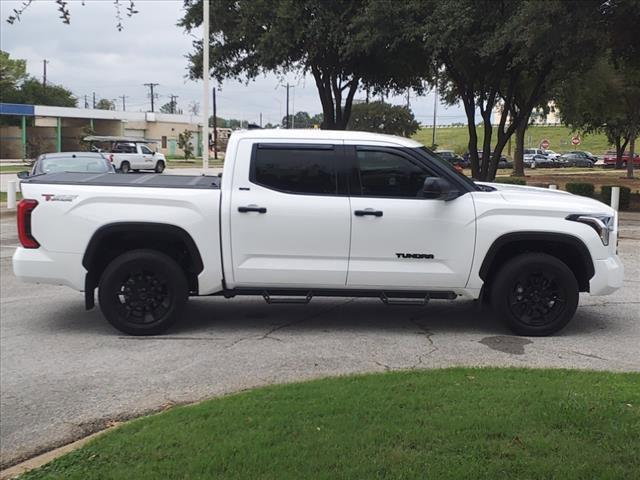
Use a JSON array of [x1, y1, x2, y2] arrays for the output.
[[417, 146, 479, 190], [36, 156, 111, 174]]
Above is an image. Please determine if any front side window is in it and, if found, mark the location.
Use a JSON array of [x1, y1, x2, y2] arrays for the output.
[[253, 147, 337, 195], [356, 150, 430, 198], [140, 145, 153, 155]]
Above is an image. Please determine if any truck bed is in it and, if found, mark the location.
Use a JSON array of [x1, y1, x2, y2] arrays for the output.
[[20, 172, 221, 189]]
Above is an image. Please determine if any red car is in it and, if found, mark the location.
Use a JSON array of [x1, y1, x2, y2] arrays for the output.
[[603, 150, 640, 167]]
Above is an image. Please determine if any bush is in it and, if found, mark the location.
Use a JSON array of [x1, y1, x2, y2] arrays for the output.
[[565, 182, 595, 197], [601, 186, 631, 211], [493, 177, 526, 185]]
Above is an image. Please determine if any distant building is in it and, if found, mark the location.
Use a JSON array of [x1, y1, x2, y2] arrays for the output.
[[492, 101, 561, 127], [0, 103, 228, 159]]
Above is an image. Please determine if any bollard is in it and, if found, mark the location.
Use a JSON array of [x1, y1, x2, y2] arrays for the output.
[[549, 184, 557, 190], [7, 180, 17, 209], [610, 186, 620, 211]]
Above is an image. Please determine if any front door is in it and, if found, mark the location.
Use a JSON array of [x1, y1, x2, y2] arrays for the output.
[[230, 142, 351, 287], [347, 146, 476, 289]]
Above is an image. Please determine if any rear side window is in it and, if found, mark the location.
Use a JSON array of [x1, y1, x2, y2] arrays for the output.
[[356, 149, 430, 198], [253, 146, 337, 195]]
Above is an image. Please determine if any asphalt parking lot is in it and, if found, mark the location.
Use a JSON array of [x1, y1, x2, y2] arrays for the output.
[[1, 211, 639, 468]]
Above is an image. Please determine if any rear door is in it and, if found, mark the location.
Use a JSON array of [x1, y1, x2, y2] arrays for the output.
[[347, 146, 476, 289], [229, 142, 351, 287]]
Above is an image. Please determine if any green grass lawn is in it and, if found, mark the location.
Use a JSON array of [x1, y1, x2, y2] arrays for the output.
[[20, 368, 640, 480], [413, 125, 612, 157], [0, 165, 30, 174]]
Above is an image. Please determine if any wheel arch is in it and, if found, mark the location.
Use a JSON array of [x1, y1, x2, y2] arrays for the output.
[[479, 232, 595, 293], [83, 222, 204, 308]]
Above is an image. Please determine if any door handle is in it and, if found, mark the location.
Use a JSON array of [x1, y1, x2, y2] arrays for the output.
[[238, 206, 267, 214], [354, 209, 383, 217]]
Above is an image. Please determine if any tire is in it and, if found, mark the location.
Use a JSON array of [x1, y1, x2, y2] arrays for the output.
[[490, 253, 579, 336], [120, 161, 131, 174], [98, 249, 188, 335], [155, 160, 165, 173]]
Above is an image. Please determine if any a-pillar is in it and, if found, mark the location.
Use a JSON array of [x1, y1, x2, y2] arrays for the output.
[[56, 117, 62, 152], [21, 115, 27, 160]]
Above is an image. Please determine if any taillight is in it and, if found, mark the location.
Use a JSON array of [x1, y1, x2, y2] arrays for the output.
[[109, 154, 114, 162], [17, 199, 39, 249]]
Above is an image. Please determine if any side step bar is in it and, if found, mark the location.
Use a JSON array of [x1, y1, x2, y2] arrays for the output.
[[220, 288, 458, 305]]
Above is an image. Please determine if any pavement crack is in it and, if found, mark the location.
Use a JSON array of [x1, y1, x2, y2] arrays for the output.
[[373, 360, 391, 371], [408, 316, 439, 368], [570, 350, 608, 361]]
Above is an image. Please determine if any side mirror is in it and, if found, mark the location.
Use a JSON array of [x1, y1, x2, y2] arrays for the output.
[[17, 171, 30, 179], [152, 151, 156, 155], [421, 177, 460, 201]]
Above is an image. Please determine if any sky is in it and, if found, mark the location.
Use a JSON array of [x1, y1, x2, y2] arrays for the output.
[[0, 0, 468, 126]]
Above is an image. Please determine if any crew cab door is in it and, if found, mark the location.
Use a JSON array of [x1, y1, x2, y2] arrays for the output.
[[229, 142, 351, 287], [138, 144, 155, 169], [347, 146, 476, 289]]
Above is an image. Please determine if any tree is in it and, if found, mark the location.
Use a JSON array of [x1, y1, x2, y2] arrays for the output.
[[160, 100, 181, 114], [556, 56, 640, 178], [347, 102, 420, 137], [281, 111, 313, 129], [0, 50, 27, 99], [421, 0, 602, 180], [179, 0, 429, 130], [12, 77, 76, 107], [177, 129, 194, 160], [5, 0, 139, 31], [95, 98, 115, 110]]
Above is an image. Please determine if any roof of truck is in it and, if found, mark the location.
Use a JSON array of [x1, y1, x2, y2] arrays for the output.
[[230, 129, 423, 147]]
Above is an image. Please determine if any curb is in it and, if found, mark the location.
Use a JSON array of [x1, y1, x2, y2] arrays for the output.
[[0, 426, 118, 480]]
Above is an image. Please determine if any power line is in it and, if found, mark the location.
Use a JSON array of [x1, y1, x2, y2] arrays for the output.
[[143, 83, 159, 112]]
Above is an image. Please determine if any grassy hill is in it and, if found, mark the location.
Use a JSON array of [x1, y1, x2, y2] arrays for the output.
[[412, 125, 612, 158]]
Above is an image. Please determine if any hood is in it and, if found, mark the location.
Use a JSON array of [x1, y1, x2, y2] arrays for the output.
[[476, 181, 615, 216]]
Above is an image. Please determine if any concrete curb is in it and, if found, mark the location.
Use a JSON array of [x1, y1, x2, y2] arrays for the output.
[[0, 426, 118, 480]]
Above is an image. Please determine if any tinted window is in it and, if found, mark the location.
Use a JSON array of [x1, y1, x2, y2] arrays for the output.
[[356, 150, 429, 198], [253, 147, 337, 195], [37, 156, 111, 174], [140, 145, 153, 154]]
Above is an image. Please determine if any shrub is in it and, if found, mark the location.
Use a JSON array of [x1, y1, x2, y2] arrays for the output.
[[601, 186, 631, 211], [493, 177, 526, 185], [565, 182, 595, 197]]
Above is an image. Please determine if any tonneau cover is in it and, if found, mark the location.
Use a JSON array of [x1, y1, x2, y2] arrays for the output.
[[20, 172, 221, 189]]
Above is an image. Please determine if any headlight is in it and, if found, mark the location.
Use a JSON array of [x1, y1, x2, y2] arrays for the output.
[[566, 214, 615, 246]]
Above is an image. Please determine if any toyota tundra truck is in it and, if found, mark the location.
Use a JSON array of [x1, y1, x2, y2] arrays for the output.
[[13, 130, 624, 336]]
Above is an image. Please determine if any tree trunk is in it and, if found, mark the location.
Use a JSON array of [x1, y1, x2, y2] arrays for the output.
[[479, 110, 493, 181], [615, 135, 629, 169], [628, 135, 635, 179], [462, 97, 480, 179], [513, 119, 527, 177]]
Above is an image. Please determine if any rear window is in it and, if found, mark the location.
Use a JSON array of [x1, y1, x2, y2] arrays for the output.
[[252, 146, 337, 195], [38, 156, 110, 174]]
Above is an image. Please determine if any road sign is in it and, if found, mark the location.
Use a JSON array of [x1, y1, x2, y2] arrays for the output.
[[571, 136, 581, 146], [540, 139, 550, 149]]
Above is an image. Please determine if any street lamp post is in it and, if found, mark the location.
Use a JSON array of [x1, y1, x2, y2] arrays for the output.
[[202, 0, 210, 171]]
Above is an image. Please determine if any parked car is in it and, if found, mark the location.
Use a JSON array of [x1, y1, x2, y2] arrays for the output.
[[463, 150, 512, 169], [558, 153, 595, 168], [568, 151, 598, 164], [17, 152, 115, 178], [542, 149, 560, 160], [523, 153, 555, 168], [15, 130, 623, 337], [603, 150, 640, 167], [84, 136, 167, 173]]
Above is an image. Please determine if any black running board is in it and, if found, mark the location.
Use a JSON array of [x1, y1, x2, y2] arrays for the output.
[[218, 288, 457, 305]]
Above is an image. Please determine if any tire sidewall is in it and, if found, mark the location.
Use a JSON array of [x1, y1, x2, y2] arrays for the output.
[[120, 161, 130, 174], [98, 250, 188, 335], [155, 160, 165, 173], [491, 253, 579, 336]]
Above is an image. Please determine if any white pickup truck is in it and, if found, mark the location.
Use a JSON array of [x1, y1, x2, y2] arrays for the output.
[[13, 130, 623, 336], [108, 141, 166, 174]]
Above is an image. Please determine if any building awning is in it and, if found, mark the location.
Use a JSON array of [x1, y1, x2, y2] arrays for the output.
[[0, 103, 35, 116]]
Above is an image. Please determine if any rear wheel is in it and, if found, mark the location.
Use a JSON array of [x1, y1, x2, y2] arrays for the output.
[[98, 249, 188, 335], [490, 253, 578, 336], [155, 160, 165, 173], [120, 161, 131, 174]]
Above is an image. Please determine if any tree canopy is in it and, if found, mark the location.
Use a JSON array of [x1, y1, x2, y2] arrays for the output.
[[179, 0, 429, 130], [347, 102, 420, 138]]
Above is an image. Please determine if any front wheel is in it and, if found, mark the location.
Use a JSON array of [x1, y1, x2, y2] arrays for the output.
[[490, 253, 578, 336], [98, 249, 188, 335], [120, 161, 131, 174], [155, 160, 165, 173]]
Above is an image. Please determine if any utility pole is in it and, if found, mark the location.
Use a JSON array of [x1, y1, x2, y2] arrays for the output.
[[84, 95, 89, 109], [120, 95, 128, 111], [169, 94, 178, 113], [202, 0, 210, 170], [259, 112, 263, 128], [285, 83, 290, 129], [366, 88, 370, 104], [42, 59, 49, 89], [406, 89, 410, 109], [432, 77, 438, 147], [92, 92, 96, 109], [212, 87, 218, 160], [143, 83, 159, 112]]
